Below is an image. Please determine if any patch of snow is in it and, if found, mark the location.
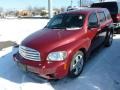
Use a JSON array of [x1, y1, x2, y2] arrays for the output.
[[0, 19, 49, 44], [0, 47, 13, 57], [21, 82, 54, 90]]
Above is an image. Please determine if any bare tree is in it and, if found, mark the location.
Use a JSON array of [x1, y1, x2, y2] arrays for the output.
[[0, 7, 4, 18], [78, 0, 93, 7], [99, 0, 105, 2], [0, 7, 3, 13], [61, 7, 65, 12], [33, 7, 46, 16], [53, 8, 60, 15], [40, 11, 47, 16], [34, 7, 41, 15], [27, 6, 32, 12]]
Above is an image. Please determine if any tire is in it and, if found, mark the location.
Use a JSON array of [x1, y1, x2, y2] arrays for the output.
[[69, 51, 84, 78], [105, 31, 113, 47]]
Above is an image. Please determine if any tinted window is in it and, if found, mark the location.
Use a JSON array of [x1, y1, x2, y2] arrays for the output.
[[49, 15, 63, 26], [105, 10, 111, 19], [88, 13, 98, 26], [91, 2, 118, 14], [105, 10, 111, 20], [98, 12, 106, 23], [46, 14, 85, 29]]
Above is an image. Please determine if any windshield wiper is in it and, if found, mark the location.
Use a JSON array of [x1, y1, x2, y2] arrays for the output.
[[66, 27, 81, 30], [49, 27, 66, 29]]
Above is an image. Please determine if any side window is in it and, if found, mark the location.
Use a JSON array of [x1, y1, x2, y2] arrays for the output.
[[98, 12, 106, 23], [88, 13, 98, 26], [105, 10, 111, 20]]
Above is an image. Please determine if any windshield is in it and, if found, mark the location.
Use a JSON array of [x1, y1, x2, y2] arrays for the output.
[[46, 14, 85, 29]]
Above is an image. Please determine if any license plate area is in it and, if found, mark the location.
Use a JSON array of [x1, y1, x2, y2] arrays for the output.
[[27, 65, 39, 74], [16, 60, 39, 74], [17, 62, 27, 72]]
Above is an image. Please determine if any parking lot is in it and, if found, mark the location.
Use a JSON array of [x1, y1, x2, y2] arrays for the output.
[[0, 19, 120, 90]]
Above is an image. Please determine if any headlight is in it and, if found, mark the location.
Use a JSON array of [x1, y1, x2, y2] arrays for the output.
[[47, 51, 67, 61]]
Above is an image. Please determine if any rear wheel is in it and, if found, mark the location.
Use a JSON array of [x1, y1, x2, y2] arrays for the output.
[[69, 51, 84, 78], [105, 31, 113, 47]]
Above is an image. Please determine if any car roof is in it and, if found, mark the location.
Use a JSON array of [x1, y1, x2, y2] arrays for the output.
[[92, 1, 119, 4], [91, 1, 120, 6], [63, 8, 107, 15]]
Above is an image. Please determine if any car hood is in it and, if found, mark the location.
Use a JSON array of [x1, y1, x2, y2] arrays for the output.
[[21, 28, 82, 52]]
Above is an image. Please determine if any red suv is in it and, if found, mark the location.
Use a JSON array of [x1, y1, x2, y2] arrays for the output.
[[13, 8, 114, 79]]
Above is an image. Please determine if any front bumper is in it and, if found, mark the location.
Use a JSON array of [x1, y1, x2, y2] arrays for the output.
[[13, 53, 68, 79]]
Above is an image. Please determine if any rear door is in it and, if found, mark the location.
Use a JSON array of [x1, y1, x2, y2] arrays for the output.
[[97, 11, 108, 45]]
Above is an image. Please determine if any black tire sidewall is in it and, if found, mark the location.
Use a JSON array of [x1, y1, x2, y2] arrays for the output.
[[69, 51, 84, 78], [105, 31, 113, 47]]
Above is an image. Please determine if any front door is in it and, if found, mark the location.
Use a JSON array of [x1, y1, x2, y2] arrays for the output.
[[87, 12, 100, 51]]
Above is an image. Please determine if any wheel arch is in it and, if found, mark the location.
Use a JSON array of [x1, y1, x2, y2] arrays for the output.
[[79, 48, 87, 61]]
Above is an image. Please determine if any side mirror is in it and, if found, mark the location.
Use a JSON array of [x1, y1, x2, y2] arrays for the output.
[[88, 23, 100, 29]]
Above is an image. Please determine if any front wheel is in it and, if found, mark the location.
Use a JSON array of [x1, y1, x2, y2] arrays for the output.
[[69, 51, 84, 78], [105, 31, 113, 47]]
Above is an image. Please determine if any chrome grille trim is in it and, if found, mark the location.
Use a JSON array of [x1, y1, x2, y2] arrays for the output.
[[19, 45, 40, 61]]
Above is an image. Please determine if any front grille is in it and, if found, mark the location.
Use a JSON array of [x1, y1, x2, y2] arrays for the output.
[[19, 45, 40, 61]]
